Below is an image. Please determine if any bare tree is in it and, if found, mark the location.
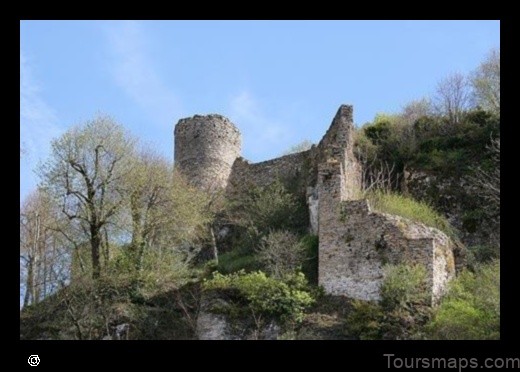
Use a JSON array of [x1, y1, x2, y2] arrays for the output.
[[400, 98, 433, 126], [20, 189, 68, 307], [471, 48, 500, 114], [434, 72, 471, 124], [256, 230, 306, 278], [39, 115, 136, 279], [470, 137, 500, 210]]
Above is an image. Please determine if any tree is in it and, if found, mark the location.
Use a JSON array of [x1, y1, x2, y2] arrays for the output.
[[39, 115, 136, 279], [471, 48, 500, 114], [256, 230, 306, 278], [123, 148, 173, 268], [20, 189, 67, 307], [122, 145, 214, 269], [400, 98, 433, 126], [434, 72, 471, 124]]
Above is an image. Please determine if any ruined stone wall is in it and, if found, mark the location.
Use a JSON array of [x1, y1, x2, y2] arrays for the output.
[[227, 150, 313, 195], [318, 199, 456, 304], [174, 105, 456, 304], [174, 114, 241, 190]]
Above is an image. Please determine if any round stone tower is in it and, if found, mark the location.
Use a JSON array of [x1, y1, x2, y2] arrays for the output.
[[174, 114, 241, 190]]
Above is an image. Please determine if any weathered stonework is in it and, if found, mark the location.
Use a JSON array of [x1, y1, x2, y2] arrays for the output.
[[174, 104, 457, 305], [174, 114, 241, 190], [318, 199, 455, 303]]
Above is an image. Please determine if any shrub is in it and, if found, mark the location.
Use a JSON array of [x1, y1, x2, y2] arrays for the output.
[[380, 264, 430, 310], [300, 234, 319, 285], [366, 190, 455, 238], [346, 264, 431, 340], [427, 260, 499, 340], [227, 180, 308, 241], [204, 270, 314, 324], [256, 230, 307, 278], [217, 250, 261, 274]]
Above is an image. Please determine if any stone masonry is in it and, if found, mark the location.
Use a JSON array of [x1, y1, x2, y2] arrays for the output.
[[174, 105, 457, 304]]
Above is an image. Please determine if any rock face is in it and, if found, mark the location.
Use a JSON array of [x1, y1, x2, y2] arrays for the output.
[[175, 104, 458, 303], [196, 295, 280, 340]]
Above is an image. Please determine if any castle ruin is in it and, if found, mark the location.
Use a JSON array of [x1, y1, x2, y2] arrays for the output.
[[174, 105, 456, 304]]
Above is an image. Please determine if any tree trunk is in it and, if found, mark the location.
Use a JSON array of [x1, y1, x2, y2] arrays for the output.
[[210, 226, 218, 265], [91, 226, 101, 280], [24, 257, 34, 307]]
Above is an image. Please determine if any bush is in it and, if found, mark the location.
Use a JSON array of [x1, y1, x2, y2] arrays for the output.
[[427, 260, 499, 340], [346, 264, 431, 340], [217, 250, 261, 274], [204, 270, 314, 324], [227, 180, 308, 242], [300, 234, 319, 285], [380, 264, 430, 310], [256, 230, 307, 278], [366, 190, 455, 238]]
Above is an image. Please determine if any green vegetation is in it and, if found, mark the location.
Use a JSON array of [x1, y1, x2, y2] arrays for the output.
[[256, 230, 307, 278], [21, 48, 500, 340], [366, 190, 455, 237], [204, 270, 315, 324], [427, 260, 500, 340], [346, 264, 431, 340], [217, 250, 261, 274]]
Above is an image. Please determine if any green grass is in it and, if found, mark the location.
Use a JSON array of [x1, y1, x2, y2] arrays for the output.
[[366, 190, 455, 237], [217, 250, 261, 274]]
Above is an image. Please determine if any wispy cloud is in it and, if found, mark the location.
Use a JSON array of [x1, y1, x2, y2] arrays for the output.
[[228, 91, 290, 161], [20, 50, 62, 200], [105, 21, 182, 126]]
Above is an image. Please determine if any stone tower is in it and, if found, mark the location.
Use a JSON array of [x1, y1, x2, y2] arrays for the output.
[[174, 114, 241, 190]]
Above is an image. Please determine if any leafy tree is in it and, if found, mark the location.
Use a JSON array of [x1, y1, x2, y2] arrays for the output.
[[471, 48, 500, 114], [39, 115, 136, 279]]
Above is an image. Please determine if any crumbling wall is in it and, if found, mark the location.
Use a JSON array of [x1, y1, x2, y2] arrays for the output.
[[318, 199, 456, 304], [226, 150, 313, 196], [174, 104, 457, 305]]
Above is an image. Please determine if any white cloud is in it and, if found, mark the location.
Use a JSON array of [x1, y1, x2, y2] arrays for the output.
[[105, 21, 182, 126], [20, 51, 62, 201], [228, 91, 290, 160]]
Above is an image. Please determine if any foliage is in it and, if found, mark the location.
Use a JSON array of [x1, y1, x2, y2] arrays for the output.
[[300, 234, 319, 285], [345, 300, 384, 340], [38, 115, 137, 279], [217, 250, 261, 274], [20, 189, 69, 307], [471, 48, 500, 114], [366, 190, 455, 237], [256, 230, 307, 278], [204, 270, 314, 324], [226, 180, 308, 253], [427, 260, 500, 340], [346, 264, 431, 340]]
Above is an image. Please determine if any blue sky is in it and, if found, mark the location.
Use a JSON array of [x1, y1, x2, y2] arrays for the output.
[[20, 20, 499, 202]]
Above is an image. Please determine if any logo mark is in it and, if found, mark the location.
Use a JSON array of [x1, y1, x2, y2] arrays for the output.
[[28, 355, 40, 367]]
